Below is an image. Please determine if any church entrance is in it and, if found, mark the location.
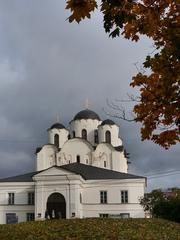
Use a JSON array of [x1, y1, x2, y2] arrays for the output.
[[46, 193, 66, 219]]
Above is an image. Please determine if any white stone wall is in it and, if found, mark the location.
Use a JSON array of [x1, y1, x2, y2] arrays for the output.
[[98, 124, 122, 147], [36, 144, 57, 171], [57, 138, 93, 165], [112, 151, 128, 173], [48, 128, 69, 148], [33, 169, 84, 220], [91, 143, 127, 173], [0, 182, 35, 224], [37, 139, 128, 173], [81, 179, 145, 218], [93, 143, 113, 169], [70, 119, 101, 145]]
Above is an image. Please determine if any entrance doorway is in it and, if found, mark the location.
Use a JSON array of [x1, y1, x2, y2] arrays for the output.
[[46, 193, 66, 219]]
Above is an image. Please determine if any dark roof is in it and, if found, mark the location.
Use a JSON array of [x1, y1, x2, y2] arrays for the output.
[[0, 163, 145, 182], [50, 122, 65, 130], [73, 109, 101, 121], [101, 119, 115, 126], [0, 171, 38, 182], [60, 163, 145, 180]]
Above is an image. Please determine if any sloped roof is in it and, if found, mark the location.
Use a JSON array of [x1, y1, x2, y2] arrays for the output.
[[0, 171, 38, 182], [0, 163, 145, 182], [59, 163, 145, 180]]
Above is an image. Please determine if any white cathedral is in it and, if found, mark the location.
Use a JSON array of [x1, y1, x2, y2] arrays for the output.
[[0, 108, 146, 224]]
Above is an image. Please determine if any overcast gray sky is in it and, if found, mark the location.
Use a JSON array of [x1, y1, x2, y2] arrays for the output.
[[0, 0, 179, 191]]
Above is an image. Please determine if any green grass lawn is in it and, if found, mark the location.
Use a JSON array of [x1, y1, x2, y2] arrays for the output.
[[0, 218, 179, 240]]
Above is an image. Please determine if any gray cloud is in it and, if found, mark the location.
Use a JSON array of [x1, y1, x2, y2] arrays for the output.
[[0, 0, 179, 191]]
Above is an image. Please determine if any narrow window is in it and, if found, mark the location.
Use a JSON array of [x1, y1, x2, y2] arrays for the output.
[[100, 191, 107, 204], [94, 130, 98, 144], [104, 161, 107, 168], [82, 129, 87, 140], [77, 155, 80, 163], [68, 134, 70, 140], [105, 131, 111, 144], [26, 213, 35, 221], [8, 193, 14, 205], [54, 134, 59, 148], [80, 193, 82, 204], [121, 190, 128, 204], [28, 192, 35, 205], [72, 131, 75, 138]]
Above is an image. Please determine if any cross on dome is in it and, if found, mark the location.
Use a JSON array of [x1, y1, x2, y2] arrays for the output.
[[84, 98, 91, 109], [56, 114, 60, 123]]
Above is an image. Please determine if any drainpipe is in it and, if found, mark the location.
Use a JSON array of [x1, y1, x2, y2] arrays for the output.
[[66, 175, 71, 218]]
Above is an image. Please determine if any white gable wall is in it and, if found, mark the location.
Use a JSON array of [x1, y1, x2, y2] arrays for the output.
[[93, 143, 113, 169], [57, 138, 93, 166], [33, 167, 84, 220]]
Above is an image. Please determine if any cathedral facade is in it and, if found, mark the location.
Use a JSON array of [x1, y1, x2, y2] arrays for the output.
[[0, 109, 146, 224]]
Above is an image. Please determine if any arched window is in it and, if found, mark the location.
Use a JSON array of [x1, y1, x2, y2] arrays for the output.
[[77, 155, 80, 163], [82, 129, 87, 140], [104, 161, 107, 168], [105, 131, 111, 144], [94, 130, 98, 144], [72, 131, 75, 138], [54, 134, 59, 148]]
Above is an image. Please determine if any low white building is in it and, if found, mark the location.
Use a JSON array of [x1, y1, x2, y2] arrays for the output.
[[0, 109, 146, 224]]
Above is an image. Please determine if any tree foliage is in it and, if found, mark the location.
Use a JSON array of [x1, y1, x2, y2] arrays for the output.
[[153, 197, 180, 222], [66, 0, 180, 148], [140, 189, 164, 217], [140, 188, 180, 222]]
